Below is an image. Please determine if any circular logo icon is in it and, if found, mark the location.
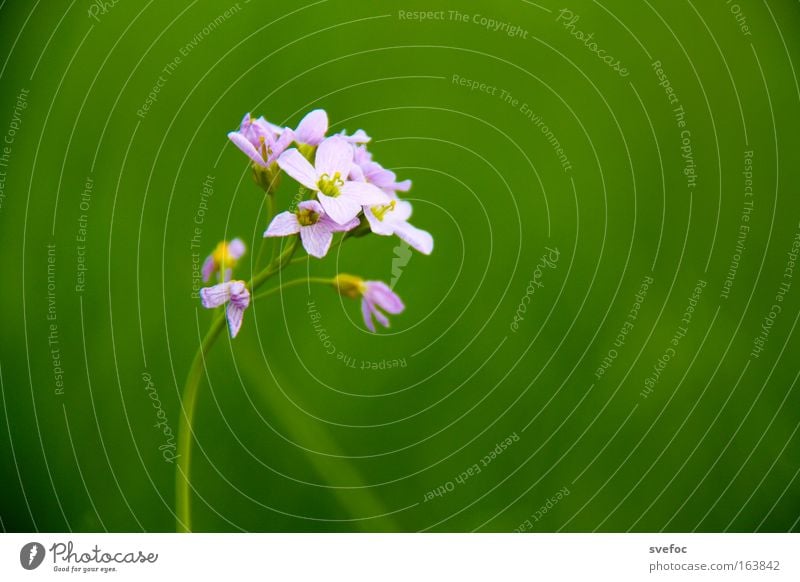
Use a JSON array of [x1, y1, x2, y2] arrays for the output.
[[19, 542, 45, 570]]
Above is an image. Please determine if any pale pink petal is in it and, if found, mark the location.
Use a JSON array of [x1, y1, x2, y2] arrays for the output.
[[229, 132, 266, 166], [339, 129, 371, 143], [294, 109, 328, 145], [324, 215, 359, 233], [264, 211, 301, 237], [389, 200, 414, 222], [200, 282, 231, 309], [392, 179, 412, 192], [228, 238, 246, 260], [394, 221, 433, 255], [226, 304, 245, 338], [341, 181, 390, 206], [315, 137, 353, 177], [300, 223, 334, 258], [228, 282, 250, 309], [349, 163, 366, 182], [317, 192, 362, 225], [269, 128, 295, 163], [201, 255, 215, 282], [361, 299, 376, 332], [366, 281, 404, 314], [277, 149, 319, 189], [372, 306, 390, 328]]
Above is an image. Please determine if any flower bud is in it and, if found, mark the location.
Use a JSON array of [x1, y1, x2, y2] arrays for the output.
[[333, 274, 365, 298]]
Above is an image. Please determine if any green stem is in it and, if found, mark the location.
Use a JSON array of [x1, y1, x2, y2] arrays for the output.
[[175, 236, 298, 532], [175, 313, 226, 533], [267, 194, 278, 263], [254, 194, 274, 269]]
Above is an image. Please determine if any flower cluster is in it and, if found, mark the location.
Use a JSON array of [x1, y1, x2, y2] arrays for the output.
[[196, 109, 433, 338]]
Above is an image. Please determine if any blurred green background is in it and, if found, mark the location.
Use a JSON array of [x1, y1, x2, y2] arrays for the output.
[[1, 0, 799, 532]]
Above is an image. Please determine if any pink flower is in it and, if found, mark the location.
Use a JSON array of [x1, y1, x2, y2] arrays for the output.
[[292, 109, 371, 146], [334, 275, 405, 332], [202, 238, 246, 282], [292, 109, 328, 147], [364, 200, 433, 255], [361, 281, 405, 332], [200, 280, 251, 338], [228, 113, 294, 167], [264, 200, 358, 258], [277, 136, 389, 224], [350, 145, 411, 196]]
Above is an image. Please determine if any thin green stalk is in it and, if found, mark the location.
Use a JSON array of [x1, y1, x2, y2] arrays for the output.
[[267, 194, 278, 263], [254, 194, 274, 269], [175, 313, 225, 533], [175, 236, 298, 532]]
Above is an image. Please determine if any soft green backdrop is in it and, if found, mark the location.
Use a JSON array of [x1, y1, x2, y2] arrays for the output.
[[1, 0, 799, 532]]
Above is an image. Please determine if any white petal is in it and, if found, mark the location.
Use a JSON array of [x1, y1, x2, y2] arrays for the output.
[[294, 109, 328, 145], [394, 222, 433, 255], [317, 192, 362, 225], [363, 206, 395, 236], [226, 304, 245, 338], [277, 149, 318, 190], [200, 282, 231, 309], [315, 137, 353, 177], [300, 224, 334, 258], [228, 132, 266, 166], [264, 211, 301, 237], [341, 181, 390, 206]]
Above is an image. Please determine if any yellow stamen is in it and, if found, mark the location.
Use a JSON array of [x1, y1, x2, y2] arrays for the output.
[[371, 200, 396, 221], [317, 172, 344, 197]]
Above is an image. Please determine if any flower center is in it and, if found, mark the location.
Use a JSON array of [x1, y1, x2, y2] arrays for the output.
[[371, 200, 396, 221], [212, 242, 236, 268], [317, 172, 344, 197], [297, 207, 320, 226]]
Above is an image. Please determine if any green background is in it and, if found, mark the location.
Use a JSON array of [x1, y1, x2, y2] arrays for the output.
[[1, 0, 799, 532]]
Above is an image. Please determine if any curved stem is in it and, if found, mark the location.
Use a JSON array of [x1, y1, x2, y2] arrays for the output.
[[175, 313, 225, 533], [175, 236, 298, 532]]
